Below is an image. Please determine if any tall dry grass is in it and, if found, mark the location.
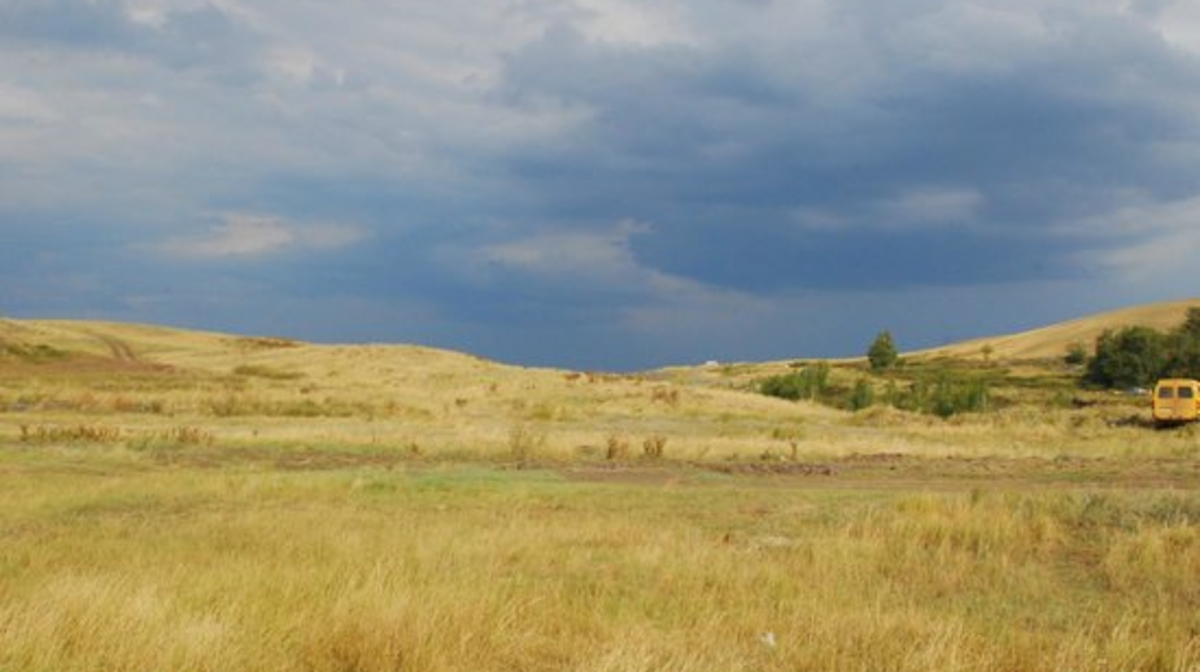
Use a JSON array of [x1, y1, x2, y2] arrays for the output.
[[1, 450, 1198, 671], [3, 318, 1200, 669], [8, 315, 1197, 466]]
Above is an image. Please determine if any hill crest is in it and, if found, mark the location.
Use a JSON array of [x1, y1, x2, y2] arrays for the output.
[[3, 298, 1199, 372], [908, 298, 1200, 362]]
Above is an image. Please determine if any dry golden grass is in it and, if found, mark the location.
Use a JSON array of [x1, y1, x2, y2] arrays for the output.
[[2, 313, 1200, 669], [0, 454, 1198, 671], [1, 313, 1197, 465], [912, 298, 1200, 362]]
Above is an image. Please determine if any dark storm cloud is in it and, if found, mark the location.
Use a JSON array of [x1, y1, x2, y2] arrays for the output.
[[4, 0, 1200, 368], [490, 8, 1200, 294]]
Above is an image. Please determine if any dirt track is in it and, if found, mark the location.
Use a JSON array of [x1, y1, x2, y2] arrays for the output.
[[95, 335, 138, 362]]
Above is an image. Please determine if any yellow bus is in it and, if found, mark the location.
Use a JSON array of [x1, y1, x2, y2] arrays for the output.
[[1152, 379, 1200, 427]]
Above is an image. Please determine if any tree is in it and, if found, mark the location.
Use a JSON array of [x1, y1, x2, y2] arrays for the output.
[[867, 330, 899, 371], [1181, 307, 1200, 340], [1083, 309, 1200, 388], [1164, 334, 1200, 379], [980, 343, 995, 365], [1085, 326, 1168, 389], [1165, 309, 1200, 378]]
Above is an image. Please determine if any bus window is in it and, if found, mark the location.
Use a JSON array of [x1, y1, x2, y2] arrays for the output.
[[1159, 387, 1176, 399], [1180, 386, 1195, 399]]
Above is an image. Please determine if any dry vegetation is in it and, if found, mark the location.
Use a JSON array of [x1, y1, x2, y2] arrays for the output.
[[1, 306, 1199, 670]]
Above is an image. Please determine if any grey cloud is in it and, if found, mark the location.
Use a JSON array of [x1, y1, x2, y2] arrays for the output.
[[0, 0, 261, 81], [0, 0, 139, 47], [5, 0, 1200, 368], [489, 1, 1200, 296]]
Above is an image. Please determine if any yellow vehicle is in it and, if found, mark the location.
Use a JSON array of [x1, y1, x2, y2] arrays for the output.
[[1152, 379, 1200, 427]]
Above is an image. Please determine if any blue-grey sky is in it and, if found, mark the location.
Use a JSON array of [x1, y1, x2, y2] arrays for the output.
[[3, 0, 1199, 370]]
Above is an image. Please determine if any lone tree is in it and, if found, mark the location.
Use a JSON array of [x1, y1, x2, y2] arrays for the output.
[[867, 330, 899, 371]]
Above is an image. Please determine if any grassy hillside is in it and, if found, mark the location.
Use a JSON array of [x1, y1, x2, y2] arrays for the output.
[[0, 303, 1193, 464], [911, 298, 1200, 362], [3, 309, 1200, 670], [0, 317, 829, 463], [646, 299, 1198, 396], [4, 297, 1196, 387]]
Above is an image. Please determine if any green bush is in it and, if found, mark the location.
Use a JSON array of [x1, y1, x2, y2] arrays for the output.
[[760, 362, 830, 401], [849, 379, 875, 412], [892, 372, 989, 418], [867, 330, 899, 371], [1064, 342, 1088, 366]]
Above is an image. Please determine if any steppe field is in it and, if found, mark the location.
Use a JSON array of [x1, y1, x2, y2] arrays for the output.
[[2, 301, 1200, 671]]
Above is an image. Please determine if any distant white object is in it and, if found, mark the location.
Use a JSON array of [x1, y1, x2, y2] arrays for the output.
[[760, 631, 777, 649], [704, 360, 720, 367]]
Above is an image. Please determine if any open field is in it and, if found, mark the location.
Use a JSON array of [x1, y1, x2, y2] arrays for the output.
[[2, 304, 1200, 670], [3, 451, 1200, 671]]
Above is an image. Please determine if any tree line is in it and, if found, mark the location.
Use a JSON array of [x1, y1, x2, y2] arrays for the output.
[[758, 307, 1200, 414], [1084, 307, 1200, 389]]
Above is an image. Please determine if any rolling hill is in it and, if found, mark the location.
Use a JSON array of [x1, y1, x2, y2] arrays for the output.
[[908, 298, 1200, 362], [1, 300, 1192, 466], [3, 298, 1198, 375]]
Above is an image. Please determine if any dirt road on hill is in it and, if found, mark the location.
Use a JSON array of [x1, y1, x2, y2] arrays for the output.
[[96, 335, 138, 362]]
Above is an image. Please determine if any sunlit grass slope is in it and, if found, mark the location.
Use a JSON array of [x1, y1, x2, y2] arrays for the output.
[[2, 310, 1199, 462], [914, 298, 1200, 362], [3, 310, 1200, 670], [0, 317, 827, 462]]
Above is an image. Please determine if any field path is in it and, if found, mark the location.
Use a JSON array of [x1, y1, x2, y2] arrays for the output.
[[99, 335, 138, 362], [79, 331, 145, 365]]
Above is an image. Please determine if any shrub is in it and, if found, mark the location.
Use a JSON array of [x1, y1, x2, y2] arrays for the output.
[[867, 331, 899, 371], [759, 362, 830, 401], [642, 435, 667, 459], [849, 379, 875, 412], [1064, 342, 1088, 365], [605, 435, 630, 460], [891, 373, 989, 418]]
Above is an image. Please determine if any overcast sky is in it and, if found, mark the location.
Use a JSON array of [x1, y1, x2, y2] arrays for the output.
[[3, 0, 1200, 369]]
